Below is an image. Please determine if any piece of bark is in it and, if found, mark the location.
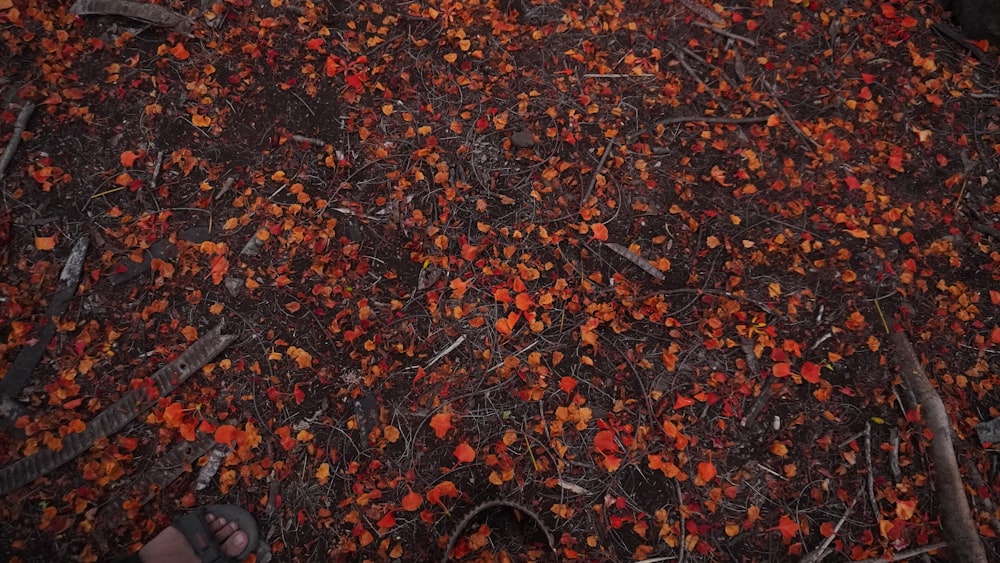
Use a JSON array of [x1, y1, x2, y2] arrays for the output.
[[0, 236, 89, 399], [108, 226, 210, 285], [69, 0, 192, 32], [0, 321, 235, 495], [890, 329, 988, 563]]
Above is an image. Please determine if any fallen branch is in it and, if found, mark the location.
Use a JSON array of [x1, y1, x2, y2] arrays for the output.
[[799, 497, 857, 563], [0, 236, 89, 400], [579, 137, 616, 211], [628, 115, 773, 144], [851, 542, 948, 563], [765, 81, 820, 149], [0, 102, 36, 181], [69, 0, 192, 32], [0, 321, 235, 495], [693, 21, 757, 46], [890, 328, 988, 562]]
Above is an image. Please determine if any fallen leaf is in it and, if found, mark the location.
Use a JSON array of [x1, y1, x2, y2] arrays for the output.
[[697, 461, 717, 483], [402, 489, 423, 511], [590, 222, 609, 241], [771, 514, 799, 542], [453, 442, 476, 463], [430, 413, 452, 438]]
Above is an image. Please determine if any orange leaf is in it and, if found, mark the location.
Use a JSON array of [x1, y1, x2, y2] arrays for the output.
[[514, 292, 533, 311], [214, 424, 240, 444], [990, 326, 1000, 345], [449, 277, 468, 299], [192, 114, 212, 127], [402, 489, 423, 511], [34, 236, 57, 250], [800, 361, 821, 384], [772, 362, 792, 377], [426, 480, 460, 505], [430, 413, 453, 439], [170, 42, 190, 60], [315, 462, 331, 484], [453, 442, 476, 463], [495, 311, 520, 336], [590, 222, 608, 241], [493, 287, 513, 304], [209, 255, 229, 285], [895, 498, 917, 520], [163, 402, 185, 428], [772, 514, 799, 542], [120, 150, 143, 167], [697, 461, 717, 483]]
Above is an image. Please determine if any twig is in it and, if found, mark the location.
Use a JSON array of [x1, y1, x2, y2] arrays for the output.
[[149, 150, 164, 187], [741, 376, 774, 428], [799, 497, 857, 563], [629, 115, 772, 144], [863, 422, 878, 519], [424, 334, 466, 370], [888, 427, 901, 480], [579, 137, 615, 211], [693, 21, 757, 46], [851, 542, 948, 563], [0, 102, 36, 180], [583, 73, 654, 78], [765, 81, 820, 149], [291, 134, 329, 147]]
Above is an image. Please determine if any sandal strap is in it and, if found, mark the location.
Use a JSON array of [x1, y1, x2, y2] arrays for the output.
[[172, 507, 230, 563]]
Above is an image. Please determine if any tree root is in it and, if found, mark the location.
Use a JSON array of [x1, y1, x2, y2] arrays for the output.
[[890, 329, 988, 562]]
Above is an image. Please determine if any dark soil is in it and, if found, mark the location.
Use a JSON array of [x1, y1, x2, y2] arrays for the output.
[[1, 0, 1000, 562]]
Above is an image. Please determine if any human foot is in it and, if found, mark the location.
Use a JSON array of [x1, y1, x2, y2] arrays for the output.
[[138, 506, 256, 563]]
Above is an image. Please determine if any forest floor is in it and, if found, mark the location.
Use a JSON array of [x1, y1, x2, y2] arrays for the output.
[[1, 0, 1000, 561]]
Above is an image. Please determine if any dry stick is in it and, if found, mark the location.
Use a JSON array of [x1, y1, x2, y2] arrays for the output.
[[765, 81, 820, 149], [693, 21, 757, 46], [799, 497, 857, 563], [863, 422, 878, 519], [579, 137, 615, 212], [0, 102, 35, 180], [628, 115, 772, 145], [676, 480, 686, 563], [149, 150, 164, 187], [851, 542, 948, 563], [440, 500, 556, 563], [888, 427, 901, 481], [890, 329, 988, 562]]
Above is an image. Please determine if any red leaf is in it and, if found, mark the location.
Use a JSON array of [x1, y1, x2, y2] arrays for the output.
[[673, 394, 695, 410], [772, 362, 792, 377], [214, 424, 240, 444], [402, 489, 423, 511], [771, 515, 799, 542], [377, 510, 396, 529], [558, 376, 577, 394], [594, 430, 619, 453], [800, 361, 821, 384]]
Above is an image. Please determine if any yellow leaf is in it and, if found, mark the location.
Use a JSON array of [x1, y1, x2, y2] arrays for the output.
[[192, 114, 212, 127], [381, 104, 394, 115], [443, 53, 457, 63], [770, 442, 789, 457]]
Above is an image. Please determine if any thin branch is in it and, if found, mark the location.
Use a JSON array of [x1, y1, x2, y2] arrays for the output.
[[765, 81, 820, 149], [799, 497, 857, 563], [0, 102, 36, 180], [579, 137, 616, 211], [694, 21, 757, 46], [851, 542, 948, 563]]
